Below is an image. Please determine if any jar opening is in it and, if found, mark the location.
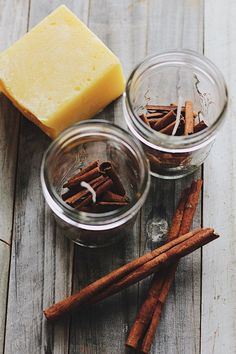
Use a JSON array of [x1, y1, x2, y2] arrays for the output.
[[124, 49, 228, 153], [41, 120, 150, 231]]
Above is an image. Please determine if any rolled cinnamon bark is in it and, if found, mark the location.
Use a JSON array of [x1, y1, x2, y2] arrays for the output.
[[184, 100, 194, 135], [99, 161, 126, 196], [126, 180, 202, 350], [139, 113, 150, 126], [194, 120, 208, 133], [153, 111, 176, 131], [102, 191, 129, 203], [146, 112, 164, 118], [159, 120, 177, 135], [145, 105, 177, 111], [75, 178, 113, 210], [65, 175, 109, 205], [140, 267, 177, 354], [63, 166, 101, 188], [43, 227, 218, 321]]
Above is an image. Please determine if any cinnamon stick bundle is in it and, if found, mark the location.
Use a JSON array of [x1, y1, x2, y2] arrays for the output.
[[44, 226, 218, 321], [126, 180, 202, 352], [62, 160, 129, 212], [140, 101, 208, 136]]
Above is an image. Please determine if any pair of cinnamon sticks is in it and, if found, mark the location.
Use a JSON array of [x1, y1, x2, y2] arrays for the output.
[[140, 101, 208, 136], [126, 179, 203, 353], [44, 228, 216, 322], [44, 180, 218, 334], [62, 160, 129, 212]]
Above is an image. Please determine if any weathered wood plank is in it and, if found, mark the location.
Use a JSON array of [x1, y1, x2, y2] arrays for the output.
[[0, 1, 30, 353], [69, 1, 148, 353], [4, 2, 88, 354], [138, 1, 204, 353], [0, 243, 10, 354], [0, 0, 29, 243], [202, 1, 236, 353]]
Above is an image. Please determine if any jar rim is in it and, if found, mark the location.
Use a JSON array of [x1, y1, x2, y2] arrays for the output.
[[124, 49, 228, 153], [40, 120, 150, 231]]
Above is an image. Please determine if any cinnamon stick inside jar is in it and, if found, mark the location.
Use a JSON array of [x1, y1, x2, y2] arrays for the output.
[[141, 101, 208, 137], [61, 160, 129, 212], [139, 101, 208, 171]]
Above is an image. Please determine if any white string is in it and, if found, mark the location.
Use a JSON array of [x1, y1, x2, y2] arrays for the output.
[[80, 181, 96, 203], [172, 96, 183, 136]]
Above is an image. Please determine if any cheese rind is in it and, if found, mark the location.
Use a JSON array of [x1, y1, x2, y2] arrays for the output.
[[0, 5, 125, 138]]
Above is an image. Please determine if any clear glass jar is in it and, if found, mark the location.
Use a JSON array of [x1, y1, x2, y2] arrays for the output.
[[40, 120, 150, 247], [123, 49, 228, 179]]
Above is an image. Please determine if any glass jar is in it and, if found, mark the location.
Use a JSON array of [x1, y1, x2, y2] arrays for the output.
[[40, 120, 150, 247], [123, 49, 228, 179]]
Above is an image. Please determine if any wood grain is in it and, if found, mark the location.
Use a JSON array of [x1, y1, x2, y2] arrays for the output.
[[0, 0, 30, 353], [202, 1, 236, 353], [0, 243, 10, 354]]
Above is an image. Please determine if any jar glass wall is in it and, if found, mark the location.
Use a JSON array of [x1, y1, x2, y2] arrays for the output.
[[123, 50, 228, 179], [41, 120, 150, 247]]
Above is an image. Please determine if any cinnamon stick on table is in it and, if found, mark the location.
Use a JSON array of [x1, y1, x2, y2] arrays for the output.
[[44, 226, 218, 321], [126, 180, 203, 352], [141, 181, 203, 353]]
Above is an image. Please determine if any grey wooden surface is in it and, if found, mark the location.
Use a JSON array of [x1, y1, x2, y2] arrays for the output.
[[0, 1, 234, 354]]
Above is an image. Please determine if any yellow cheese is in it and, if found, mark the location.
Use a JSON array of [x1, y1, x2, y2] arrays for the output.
[[0, 5, 125, 138]]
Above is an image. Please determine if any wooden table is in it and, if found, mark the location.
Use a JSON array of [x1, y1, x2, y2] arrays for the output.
[[0, 1, 235, 353]]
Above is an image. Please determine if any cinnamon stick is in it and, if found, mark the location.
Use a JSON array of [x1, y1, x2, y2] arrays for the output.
[[148, 119, 162, 129], [145, 105, 177, 111], [193, 120, 208, 133], [102, 191, 129, 203], [126, 272, 166, 349], [184, 100, 194, 135], [153, 111, 176, 131], [140, 266, 177, 354], [139, 113, 150, 126], [64, 175, 108, 205], [63, 166, 101, 188], [44, 227, 218, 321], [146, 152, 188, 169], [75, 178, 113, 210], [159, 120, 177, 135], [63, 160, 99, 189], [126, 180, 202, 351], [146, 112, 164, 118], [99, 161, 126, 196]]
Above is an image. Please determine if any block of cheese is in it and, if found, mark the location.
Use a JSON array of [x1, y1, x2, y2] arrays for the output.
[[0, 5, 125, 138]]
